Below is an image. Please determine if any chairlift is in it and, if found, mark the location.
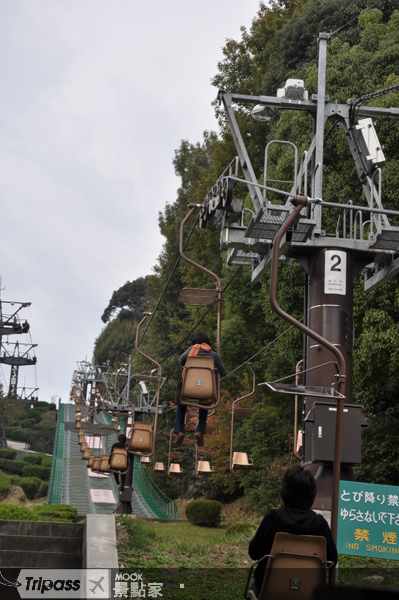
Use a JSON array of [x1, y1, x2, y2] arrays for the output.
[[154, 462, 165, 472], [122, 313, 162, 458], [230, 363, 255, 473], [140, 456, 151, 465], [194, 443, 214, 477], [82, 449, 91, 460], [177, 204, 222, 411], [108, 447, 129, 474], [167, 427, 183, 477]]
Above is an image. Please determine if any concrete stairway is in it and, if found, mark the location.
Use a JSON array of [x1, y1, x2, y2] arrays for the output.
[[0, 521, 83, 568]]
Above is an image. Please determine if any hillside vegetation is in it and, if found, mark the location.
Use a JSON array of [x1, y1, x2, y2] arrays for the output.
[[94, 0, 399, 512]]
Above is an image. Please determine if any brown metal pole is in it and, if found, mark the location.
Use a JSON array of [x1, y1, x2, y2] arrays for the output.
[[179, 204, 222, 355], [269, 195, 346, 544]]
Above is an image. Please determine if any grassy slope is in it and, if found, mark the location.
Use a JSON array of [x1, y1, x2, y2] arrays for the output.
[[116, 499, 399, 599]]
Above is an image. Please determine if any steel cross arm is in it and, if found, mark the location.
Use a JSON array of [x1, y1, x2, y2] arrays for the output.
[[224, 91, 317, 113], [224, 92, 399, 120], [220, 93, 264, 212]]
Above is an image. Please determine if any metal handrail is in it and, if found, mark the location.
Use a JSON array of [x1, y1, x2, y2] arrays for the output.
[[133, 457, 178, 519], [47, 403, 65, 505]]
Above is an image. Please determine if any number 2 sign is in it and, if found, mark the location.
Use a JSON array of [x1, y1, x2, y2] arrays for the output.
[[324, 250, 347, 295]]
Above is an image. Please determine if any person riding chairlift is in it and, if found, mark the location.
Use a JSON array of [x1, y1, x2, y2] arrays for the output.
[[173, 332, 226, 447]]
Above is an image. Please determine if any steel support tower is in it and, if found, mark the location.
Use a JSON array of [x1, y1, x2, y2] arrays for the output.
[[197, 32, 399, 540]]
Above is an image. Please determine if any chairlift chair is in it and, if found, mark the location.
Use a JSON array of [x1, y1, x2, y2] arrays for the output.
[[177, 204, 223, 411], [87, 454, 96, 468], [244, 532, 334, 600], [82, 449, 91, 460], [167, 427, 183, 477], [115, 313, 162, 459], [230, 363, 255, 472], [108, 447, 129, 474], [140, 456, 151, 465], [154, 462, 165, 472], [194, 442, 214, 476], [179, 355, 220, 410], [168, 463, 183, 476], [98, 455, 111, 473]]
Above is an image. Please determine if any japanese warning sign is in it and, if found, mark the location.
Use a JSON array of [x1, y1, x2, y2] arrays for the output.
[[338, 480, 399, 559]]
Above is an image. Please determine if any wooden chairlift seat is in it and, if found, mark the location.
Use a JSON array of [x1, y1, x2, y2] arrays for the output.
[[245, 532, 333, 600], [109, 447, 129, 473], [75, 422, 82, 429], [178, 287, 218, 307], [92, 458, 102, 472], [197, 460, 213, 475], [128, 422, 153, 453], [168, 463, 183, 476], [87, 455, 96, 468], [154, 462, 165, 472], [180, 356, 217, 406], [232, 451, 253, 470], [99, 455, 111, 473], [132, 374, 159, 383], [80, 442, 88, 452], [235, 407, 255, 419], [140, 456, 151, 465], [82, 449, 91, 460]]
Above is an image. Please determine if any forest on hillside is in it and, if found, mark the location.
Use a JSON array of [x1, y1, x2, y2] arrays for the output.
[[93, 0, 399, 510]]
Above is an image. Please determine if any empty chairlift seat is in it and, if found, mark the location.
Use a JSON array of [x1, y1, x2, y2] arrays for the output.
[[168, 463, 183, 476], [232, 452, 253, 470], [154, 462, 165, 472], [180, 356, 217, 406], [197, 460, 213, 476], [98, 455, 111, 473], [140, 456, 151, 465], [178, 287, 219, 307], [128, 422, 153, 453], [109, 448, 129, 473]]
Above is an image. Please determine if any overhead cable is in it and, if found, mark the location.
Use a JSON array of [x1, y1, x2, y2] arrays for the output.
[[223, 317, 304, 380]]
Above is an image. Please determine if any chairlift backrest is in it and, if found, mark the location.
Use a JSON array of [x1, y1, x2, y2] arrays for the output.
[[197, 460, 213, 474], [99, 455, 110, 472], [249, 533, 331, 600], [128, 422, 153, 454], [181, 356, 216, 405], [109, 447, 128, 473], [169, 463, 183, 475], [232, 451, 253, 470]]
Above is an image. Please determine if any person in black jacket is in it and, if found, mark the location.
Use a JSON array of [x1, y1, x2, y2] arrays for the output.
[[249, 465, 338, 597], [110, 433, 127, 490]]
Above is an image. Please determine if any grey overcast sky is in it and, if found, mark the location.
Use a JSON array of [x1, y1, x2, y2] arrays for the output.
[[0, 0, 261, 405]]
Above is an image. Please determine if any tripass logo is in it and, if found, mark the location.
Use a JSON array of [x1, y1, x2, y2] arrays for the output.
[[0, 569, 110, 599]]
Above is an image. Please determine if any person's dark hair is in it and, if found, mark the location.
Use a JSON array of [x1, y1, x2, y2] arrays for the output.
[[192, 332, 211, 346], [280, 465, 316, 510], [118, 434, 127, 443]]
